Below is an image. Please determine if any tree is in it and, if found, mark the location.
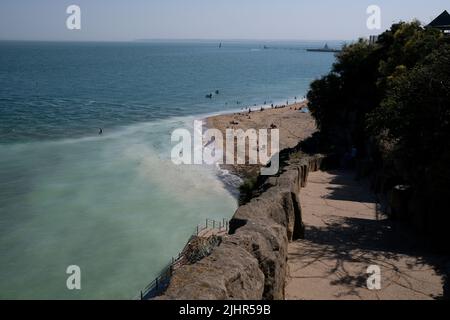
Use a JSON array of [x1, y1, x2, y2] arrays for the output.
[[308, 21, 444, 157], [368, 45, 450, 184], [306, 20, 450, 245], [308, 39, 380, 155]]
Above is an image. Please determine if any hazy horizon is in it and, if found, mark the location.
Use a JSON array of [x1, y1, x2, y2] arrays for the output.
[[0, 0, 448, 42], [0, 39, 352, 43]]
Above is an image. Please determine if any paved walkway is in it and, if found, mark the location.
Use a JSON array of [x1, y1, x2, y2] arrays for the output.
[[285, 170, 448, 300]]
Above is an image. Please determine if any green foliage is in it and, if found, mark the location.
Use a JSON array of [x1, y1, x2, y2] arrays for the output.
[[307, 73, 342, 132], [308, 21, 445, 155], [307, 38, 381, 154], [377, 21, 443, 89], [238, 176, 258, 205], [306, 20, 450, 243], [368, 45, 450, 184]]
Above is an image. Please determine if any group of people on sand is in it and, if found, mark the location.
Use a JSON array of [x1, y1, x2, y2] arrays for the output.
[[234, 95, 307, 113], [234, 101, 307, 115]]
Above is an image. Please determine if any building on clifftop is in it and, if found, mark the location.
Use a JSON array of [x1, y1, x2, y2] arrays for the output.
[[427, 10, 450, 36]]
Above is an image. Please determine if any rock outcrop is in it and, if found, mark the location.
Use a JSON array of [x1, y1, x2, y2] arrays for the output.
[[157, 154, 324, 300]]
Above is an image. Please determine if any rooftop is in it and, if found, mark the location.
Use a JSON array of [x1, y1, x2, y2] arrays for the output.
[[428, 10, 450, 28]]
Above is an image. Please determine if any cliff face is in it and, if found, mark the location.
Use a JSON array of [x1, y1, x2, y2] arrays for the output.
[[157, 155, 324, 300]]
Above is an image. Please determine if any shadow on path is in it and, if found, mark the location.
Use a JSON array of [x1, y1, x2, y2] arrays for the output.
[[286, 170, 449, 300]]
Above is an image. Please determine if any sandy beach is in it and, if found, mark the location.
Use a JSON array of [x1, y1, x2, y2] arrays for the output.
[[205, 101, 317, 178]]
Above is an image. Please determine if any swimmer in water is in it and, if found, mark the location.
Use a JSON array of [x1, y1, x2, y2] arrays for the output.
[[99, 128, 103, 135]]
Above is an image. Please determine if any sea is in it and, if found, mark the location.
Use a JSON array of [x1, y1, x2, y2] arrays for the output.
[[0, 40, 337, 299]]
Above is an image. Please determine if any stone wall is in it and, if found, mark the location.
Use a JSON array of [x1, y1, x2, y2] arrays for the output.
[[157, 155, 324, 300]]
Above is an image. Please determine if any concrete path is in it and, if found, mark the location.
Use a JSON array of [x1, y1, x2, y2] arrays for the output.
[[285, 170, 448, 300]]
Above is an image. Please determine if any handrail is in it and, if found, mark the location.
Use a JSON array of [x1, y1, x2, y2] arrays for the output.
[[135, 218, 229, 300]]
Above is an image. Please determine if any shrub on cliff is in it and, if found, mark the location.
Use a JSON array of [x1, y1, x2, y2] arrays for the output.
[[239, 176, 258, 205]]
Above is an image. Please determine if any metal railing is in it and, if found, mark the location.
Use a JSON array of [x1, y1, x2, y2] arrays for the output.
[[196, 218, 229, 236], [135, 218, 229, 300]]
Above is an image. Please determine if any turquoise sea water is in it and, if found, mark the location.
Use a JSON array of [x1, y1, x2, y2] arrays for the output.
[[0, 40, 336, 299]]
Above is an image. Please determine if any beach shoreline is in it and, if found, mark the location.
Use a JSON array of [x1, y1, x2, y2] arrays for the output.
[[204, 101, 317, 179]]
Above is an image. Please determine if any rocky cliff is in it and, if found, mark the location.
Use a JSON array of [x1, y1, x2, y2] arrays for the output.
[[157, 154, 324, 300]]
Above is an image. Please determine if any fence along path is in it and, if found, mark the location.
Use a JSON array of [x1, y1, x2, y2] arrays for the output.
[[135, 218, 229, 300]]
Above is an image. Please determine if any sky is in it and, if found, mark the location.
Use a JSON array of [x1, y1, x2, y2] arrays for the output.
[[0, 0, 448, 41]]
